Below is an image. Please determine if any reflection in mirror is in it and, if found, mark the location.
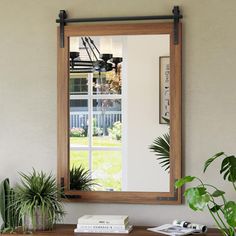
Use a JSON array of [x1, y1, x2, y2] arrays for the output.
[[69, 34, 170, 192]]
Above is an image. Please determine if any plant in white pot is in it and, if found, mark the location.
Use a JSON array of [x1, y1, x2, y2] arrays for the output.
[[175, 152, 236, 236], [15, 169, 65, 231]]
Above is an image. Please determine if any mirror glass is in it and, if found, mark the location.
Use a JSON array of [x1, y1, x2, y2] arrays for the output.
[[69, 34, 170, 192]]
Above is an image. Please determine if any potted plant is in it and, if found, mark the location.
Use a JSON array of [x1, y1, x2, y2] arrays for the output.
[[175, 152, 236, 236], [14, 169, 65, 231], [70, 165, 97, 190]]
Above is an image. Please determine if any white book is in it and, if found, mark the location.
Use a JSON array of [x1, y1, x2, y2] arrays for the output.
[[78, 215, 129, 225], [74, 225, 133, 234], [147, 224, 196, 236], [77, 223, 128, 230]]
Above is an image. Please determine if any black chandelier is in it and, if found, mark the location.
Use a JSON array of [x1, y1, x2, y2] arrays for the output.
[[70, 36, 122, 74]]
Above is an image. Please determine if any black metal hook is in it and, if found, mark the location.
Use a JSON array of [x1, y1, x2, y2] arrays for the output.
[[59, 10, 67, 48], [172, 6, 181, 45]]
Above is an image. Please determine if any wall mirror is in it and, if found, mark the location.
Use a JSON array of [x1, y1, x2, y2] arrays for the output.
[[57, 22, 182, 204]]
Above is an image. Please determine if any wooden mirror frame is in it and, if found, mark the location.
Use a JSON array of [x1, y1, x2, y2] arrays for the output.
[[57, 22, 182, 204]]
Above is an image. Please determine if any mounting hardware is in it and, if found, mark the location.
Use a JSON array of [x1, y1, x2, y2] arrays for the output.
[[56, 6, 183, 48], [58, 10, 67, 48], [173, 6, 181, 44], [156, 180, 179, 201]]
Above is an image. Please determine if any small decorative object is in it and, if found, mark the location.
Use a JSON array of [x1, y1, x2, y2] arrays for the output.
[[175, 152, 236, 236], [15, 169, 65, 231], [70, 165, 97, 190], [0, 178, 20, 232], [159, 56, 170, 124]]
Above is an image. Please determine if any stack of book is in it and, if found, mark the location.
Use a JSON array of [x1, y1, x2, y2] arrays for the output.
[[74, 215, 133, 234]]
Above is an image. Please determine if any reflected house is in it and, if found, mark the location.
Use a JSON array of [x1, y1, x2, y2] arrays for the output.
[[69, 72, 122, 135]]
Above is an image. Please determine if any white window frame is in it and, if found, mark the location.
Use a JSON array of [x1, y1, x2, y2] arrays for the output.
[[69, 72, 124, 191]]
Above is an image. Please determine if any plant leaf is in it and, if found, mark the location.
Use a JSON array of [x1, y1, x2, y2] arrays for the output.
[[212, 190, 225, 197], [224, 201, 236, 227], [184, 187, 210, 211], [203, 152, 225, 173], [149, 133, 170, 171], [210, 204, 222, 213], [175, 176, 195, 188], [220, 156, 236, 182]]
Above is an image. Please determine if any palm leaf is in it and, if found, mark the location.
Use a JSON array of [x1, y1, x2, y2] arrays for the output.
[[149, 133, 170, 171]]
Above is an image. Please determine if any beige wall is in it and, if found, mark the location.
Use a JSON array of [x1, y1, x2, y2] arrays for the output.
[[0, 0, 236, 227]]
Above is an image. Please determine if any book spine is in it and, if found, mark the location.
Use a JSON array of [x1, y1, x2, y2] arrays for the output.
[[77, 224, 127, 230], [78, 218, 128, 225], [74, 228, 130, 234]]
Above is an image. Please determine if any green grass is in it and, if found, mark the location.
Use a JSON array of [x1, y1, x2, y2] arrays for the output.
[[70, 150, 122, 191], [70, 136, 121, 147]]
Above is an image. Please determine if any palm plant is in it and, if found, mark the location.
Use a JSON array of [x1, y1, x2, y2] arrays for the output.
[[14, 169, 65, 231], [149, 133, 170, 171], [70, 165, 97, 191]]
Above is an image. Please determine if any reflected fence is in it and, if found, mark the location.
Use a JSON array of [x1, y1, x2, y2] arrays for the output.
[[70, 111, 122, 130]]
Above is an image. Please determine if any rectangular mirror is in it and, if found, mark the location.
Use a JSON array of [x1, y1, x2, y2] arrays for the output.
[[57, 23, 182, 204]]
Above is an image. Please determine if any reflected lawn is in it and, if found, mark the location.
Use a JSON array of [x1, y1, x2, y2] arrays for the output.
[[70, 136, 121, 147], [70, 150, 122, 191]]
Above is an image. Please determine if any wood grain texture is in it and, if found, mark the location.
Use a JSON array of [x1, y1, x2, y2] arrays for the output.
[[64, 23, 173, 37], [57, 22, 182, 204], [3, 224, 222, 236], [57, 28, 69, 191]]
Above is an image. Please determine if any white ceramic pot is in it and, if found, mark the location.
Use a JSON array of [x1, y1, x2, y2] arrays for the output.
[[23, 208, 50, 231]]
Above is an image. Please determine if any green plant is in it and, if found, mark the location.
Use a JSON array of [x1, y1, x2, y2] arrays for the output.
[[149, 117, 170, 171], [14, 169, 65, 231], [108, 121, 122, 141], [70, 127, 85, 137], [149, 133, 170, 171], [92, 118, 103, 136], [0, 178, 20, 232], [175, 152, 236, 236], [70, 165, 98, 191]]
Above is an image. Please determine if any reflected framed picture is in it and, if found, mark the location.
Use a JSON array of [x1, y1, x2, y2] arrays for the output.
[[159, 56, 170, 124]]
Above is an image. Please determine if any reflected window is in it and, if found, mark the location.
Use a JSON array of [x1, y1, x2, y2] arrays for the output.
[[69, 50, 123, 191]]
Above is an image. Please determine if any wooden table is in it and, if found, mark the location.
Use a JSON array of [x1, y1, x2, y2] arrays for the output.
[[2, 224, 221, 236]]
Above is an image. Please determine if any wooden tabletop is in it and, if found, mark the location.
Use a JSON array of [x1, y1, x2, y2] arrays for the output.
[[2, 224, 221, 236]]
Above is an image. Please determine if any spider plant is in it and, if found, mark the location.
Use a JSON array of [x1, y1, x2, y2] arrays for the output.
[[70, 165, 97, 191], [14, 169, 65, 231], [175, 152, 236, 236]]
